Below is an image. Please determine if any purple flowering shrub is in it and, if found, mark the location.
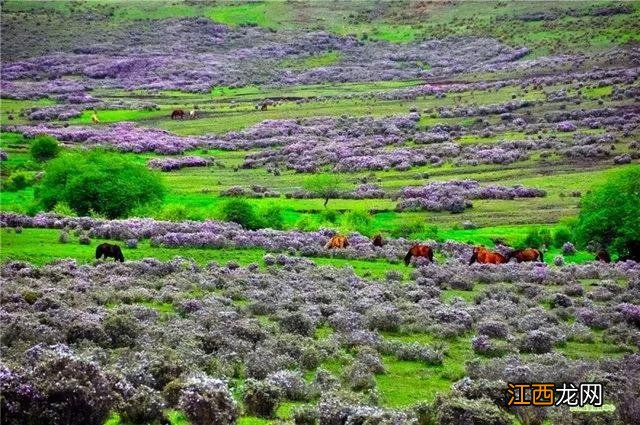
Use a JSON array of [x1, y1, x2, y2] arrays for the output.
[[148, 156, 211, 171], [395, 180, 545, 213], [243, 378, 282, 418], [561, 242, 576, 255], [120, 385, 166, 424], [0, 242, 638, 422], [1, 345, 120, 425], [178, 375, 238, 425]]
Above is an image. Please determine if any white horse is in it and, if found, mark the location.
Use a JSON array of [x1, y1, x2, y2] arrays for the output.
[[189, 110, 196, 119]]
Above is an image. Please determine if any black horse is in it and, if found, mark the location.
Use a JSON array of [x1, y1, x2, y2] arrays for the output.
[[95, 243, 124, 262]]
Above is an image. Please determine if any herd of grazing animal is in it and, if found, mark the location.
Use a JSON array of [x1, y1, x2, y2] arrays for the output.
[[324, 235, 543, 266], [93, 234, 637, 266]]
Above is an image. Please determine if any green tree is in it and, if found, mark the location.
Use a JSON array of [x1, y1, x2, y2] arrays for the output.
[[30, 135, 60, 163], [36, 150, 165, 218], [574, 168, 640, 258], [303, 174, 344, 207]]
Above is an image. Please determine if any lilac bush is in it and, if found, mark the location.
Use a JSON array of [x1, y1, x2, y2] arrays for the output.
[[148, 156, 211, 171], [178, 375, 238, 425], [0, 254, 638, 422], [561, 242, 576, 255], [243, 378, 282, 418], [618, 303, 640, 327], [120, 385, 166, 424], [395, 180, 545, 213], [519, 330, 554, 354]]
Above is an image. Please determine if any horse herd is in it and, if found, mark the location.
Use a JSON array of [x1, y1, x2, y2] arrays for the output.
[[323, 235, 543, 266], [95, 236, 631, 266]]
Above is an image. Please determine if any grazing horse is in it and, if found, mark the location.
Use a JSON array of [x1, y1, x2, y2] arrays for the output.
[[171, 109, 185, 120], [91, 111, 100, 124], [96, 243, 125, 262], [469, 246, 508, 265], [189, 110, 196, 119], [595, 250, 611, 263], [509, 248, 544, 263], [324, 235, 348, 249], [404, 244, 433, 265], [372, 234, 384, 247]]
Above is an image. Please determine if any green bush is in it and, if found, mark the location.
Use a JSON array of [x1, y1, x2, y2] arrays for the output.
[[552, 227, 572, 248], [221, 198, 259, 229], [574, 168, 640, 258], [52, 202, 77, 216], [421, 225, 440, 241], [35, 150, 165, 219], [340, 209, 372, 235], [30, 135, 60, 163], [159, 204, 189, 221], [520, 227, 552, 249], [321, 209, 339, 224], [259, 205, 284, 230], [390, 221, 425, 238], [295, 215, 319, 232], [5, 173, 30, 191]]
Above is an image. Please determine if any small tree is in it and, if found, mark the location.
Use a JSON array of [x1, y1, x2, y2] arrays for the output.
[[303, 174, 343, 207], [574, 168, 640, 259], [36, 150, 164, 218], [30, 135, 60, 163]]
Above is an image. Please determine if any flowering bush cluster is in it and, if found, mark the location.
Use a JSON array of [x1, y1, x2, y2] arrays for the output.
[[147, 156, 211, 172], [396, 180, 545, 213], [2, 16, 535, 97], [221, 185, 280, 198], [1, 255, 638, 424], [8, 122, 205, 154]]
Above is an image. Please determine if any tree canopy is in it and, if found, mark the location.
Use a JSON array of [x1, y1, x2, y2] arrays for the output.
[[574, 167, 640, 259], [36, 150, 165, 219], [303, 174, 344, 207]]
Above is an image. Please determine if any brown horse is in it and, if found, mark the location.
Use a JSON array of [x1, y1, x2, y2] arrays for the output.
[[96, 243, 124, 262], [508, 248, 544, 263], [469, 246, 508, 265], [171, 109, 185, 120], [404, 244, 433, 265], [324, 235, 348, 249], [595, 250, 611, 263], [372, 234, 384, 247]]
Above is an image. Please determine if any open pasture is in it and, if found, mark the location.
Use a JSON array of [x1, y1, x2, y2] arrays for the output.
[[1, 1, 639, 424]]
